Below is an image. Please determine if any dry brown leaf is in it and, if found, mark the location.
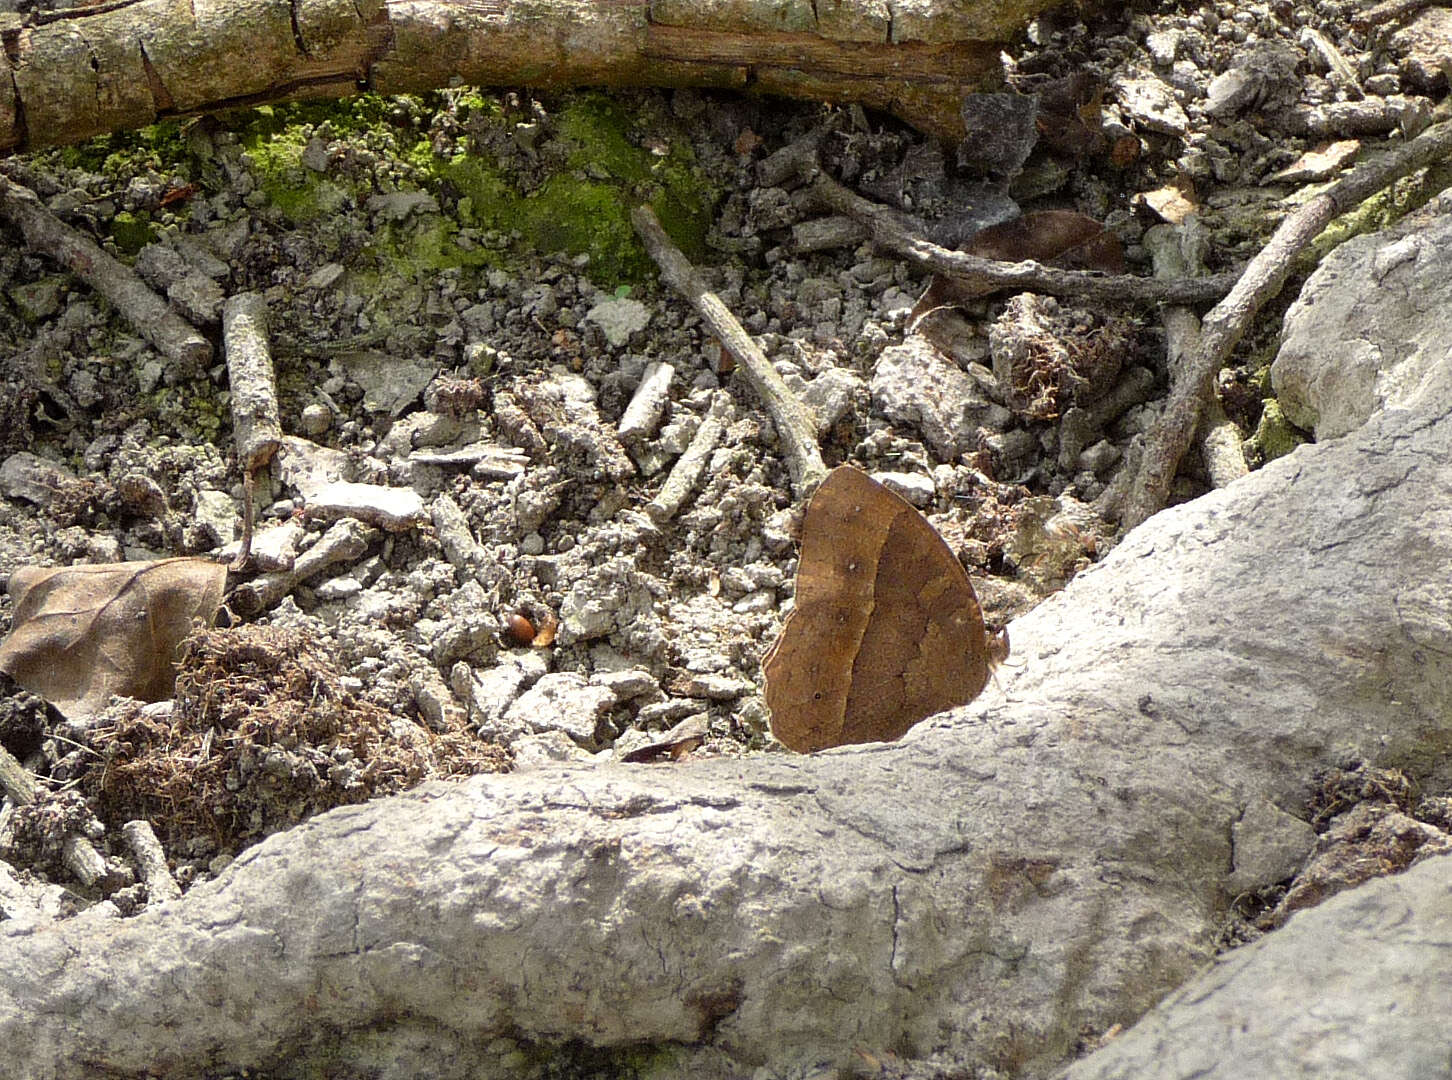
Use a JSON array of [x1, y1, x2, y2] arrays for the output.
[[911, 210, 1126, 321], [964, 210, 1125, 273], [620, 714, 709, 763], [1034, 72, 1108, 159], [531, 609, 559, 648], [0, 558, 227, 719]]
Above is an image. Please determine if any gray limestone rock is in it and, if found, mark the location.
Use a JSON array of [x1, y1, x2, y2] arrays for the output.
[[1113, 72, 1189, 136], [1, 349, 1448, 1080], [303, 481, 427, 533], [1273, 203, 1452, 439], [1059, 854, 1452, 1080], [503, 671, 616, 749], [0, 451, 75, 507], [799, 365, 867, 434], [585, 297, 651, 347], [454, 650, 548, 736], [871, 335, 1011, 460], [1227, 796, 1316, 895]]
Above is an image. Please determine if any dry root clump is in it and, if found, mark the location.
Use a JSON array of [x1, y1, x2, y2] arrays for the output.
[[990, 294, 1137, 422], [82, 624, 509, 851]]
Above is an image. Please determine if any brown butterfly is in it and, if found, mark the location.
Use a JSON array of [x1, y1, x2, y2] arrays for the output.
[[764, 466, 1008, 753]]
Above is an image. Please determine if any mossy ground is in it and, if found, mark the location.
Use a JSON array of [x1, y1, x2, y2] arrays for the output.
[[41, 88, 720, 291], [236, 90, 719, 288]]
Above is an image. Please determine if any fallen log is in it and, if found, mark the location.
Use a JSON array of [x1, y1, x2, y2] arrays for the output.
[[0, 0, 1051, 152]]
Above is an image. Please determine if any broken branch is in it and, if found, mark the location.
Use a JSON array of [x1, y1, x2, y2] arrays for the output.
[[223, 292, 283, 571], [804, 172, 1240, 307], [0, 174, 212, 370], [631, 204, 826, 496], [1122, 115, 1452, 530]]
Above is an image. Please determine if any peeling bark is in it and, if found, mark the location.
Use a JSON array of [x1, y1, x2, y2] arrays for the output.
[[0, 0, 1051, 152]]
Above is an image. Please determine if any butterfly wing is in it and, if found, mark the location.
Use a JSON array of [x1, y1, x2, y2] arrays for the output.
[[764, 467, 990, 752]]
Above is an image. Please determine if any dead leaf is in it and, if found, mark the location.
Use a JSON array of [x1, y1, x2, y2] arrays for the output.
[[1109, 134, 1142, 167], [620, 714, 709, 763], [0, 558, 227, 719], [1034, 72, 1108, 159], [531, 610, 559, 648], [1138, 182, 1200, 224], [964, 210, 1125, 273], [911, 210, 1125, 318], [734, 128, 762, 156]]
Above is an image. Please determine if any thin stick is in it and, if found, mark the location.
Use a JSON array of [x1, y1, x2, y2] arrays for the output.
[[121, 819, 182, 902], [1122, 116, 1452, 530], [1352, 0, 1433, 31], [0, 174, 211, 370], [631, 205, 826, 496], [0, 742, 111, 889], [223, 292, 283, 473], [645, 391, 730, 525], [233, 470, 257, 572], [224, 292, 283, 571], [229, 518, 376, 617], [1145, 221, 1247, 494]]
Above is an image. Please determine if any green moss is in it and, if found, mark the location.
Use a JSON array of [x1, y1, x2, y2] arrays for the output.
[[1303, 159, 1452, 269], [111, 211, 156, 255], [51, 119, 190, 178], [143, 382, 226, 443], [227, 89, 720, 285], [527, 175, 653, 279], [239, 95, 417, 224], [240, 125, 343, 224], [557, 95, 651, 184], [49, 89, 720, 292], [435, 152, 516, 219], [239, 94, 398, 142], [1247, 398, 1308, 464], [374, 214, 498, 278], [425, 92, 720, 287]]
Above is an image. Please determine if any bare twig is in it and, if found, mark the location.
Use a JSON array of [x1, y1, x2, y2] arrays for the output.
[[228, 518, 376, 617], [631, 204, 826, 496], [617, 361, 675, 441], [1145, 220, 1247, 495], [804, 172, 1240, 307], [1122, 116, 1452, 530], [0, 174, 211, 370], [1299, 27, 1362, 100], [755, 117, 839, 188], [1352, 0, 1433, 31], [0, 742, 36, 807], [224, 292, 284, 571], [224, 293, 283, 473], [121, 819, 182, 902], [234, 471, 257, 572], [0, 742, 111, 889], [1281, 98, 1431, 138], [645, 392, 730, 525], [790, 215, 868, 254]]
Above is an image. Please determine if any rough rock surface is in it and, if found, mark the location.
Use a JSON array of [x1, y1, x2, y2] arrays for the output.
[[1059, 852, 1452, 1080], [1273, 202, 1452, 440], [2, 343, 1448, 1079]]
